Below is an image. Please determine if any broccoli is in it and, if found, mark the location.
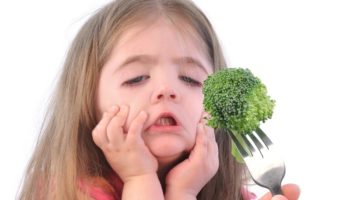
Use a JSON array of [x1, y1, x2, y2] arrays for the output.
[[203, 68, 275, 162]]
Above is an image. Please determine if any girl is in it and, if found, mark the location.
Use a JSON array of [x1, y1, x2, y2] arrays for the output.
[[18, 0, 299, 199]]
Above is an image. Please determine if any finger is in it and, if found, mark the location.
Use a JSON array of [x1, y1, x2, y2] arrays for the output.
[[92, 106, 120, 147], [204, 124, 215, 141], [281, 184, 300, 200], [199, 111, 210, 124], [271, 195, 288, 200], [259, 184, 300, 200], [197, 123, 209, 148], [127, 111, 148, 142], [107, 105, 129, 145], [207, 125, 218, 154], [204, 124, 219, 171], [189, 123, 208, 160]]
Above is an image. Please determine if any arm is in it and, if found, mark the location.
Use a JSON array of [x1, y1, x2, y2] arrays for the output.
[[165, 122, 219, 200], [92, 105, 164, 200], [122, 174, 163, 200], [164, 187, 196, 200]]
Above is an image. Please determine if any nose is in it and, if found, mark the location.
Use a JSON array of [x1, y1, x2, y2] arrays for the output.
[[151, 85, 180, 104]]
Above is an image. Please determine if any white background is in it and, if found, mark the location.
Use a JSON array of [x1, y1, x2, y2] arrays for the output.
[[1, 0, 349, 199]]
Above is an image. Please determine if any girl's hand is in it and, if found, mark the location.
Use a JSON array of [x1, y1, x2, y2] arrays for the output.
[[165, 122, 219, 199], [92, 105, 158, 183], [260, 184, 300, 200]]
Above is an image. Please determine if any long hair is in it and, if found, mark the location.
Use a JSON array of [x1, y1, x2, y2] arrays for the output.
[[18, 0, 246, 199]]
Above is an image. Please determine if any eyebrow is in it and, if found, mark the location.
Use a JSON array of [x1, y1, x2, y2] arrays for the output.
[[173, 56, 209, 75], [115, 55, 157, 72], [115, 55, 209, 74]]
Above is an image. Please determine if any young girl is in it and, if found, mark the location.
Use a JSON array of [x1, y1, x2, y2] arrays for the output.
[[18, 0, 299, 199]]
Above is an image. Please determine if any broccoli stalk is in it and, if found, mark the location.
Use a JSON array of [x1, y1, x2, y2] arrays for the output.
[[203, 68, 275, 162]]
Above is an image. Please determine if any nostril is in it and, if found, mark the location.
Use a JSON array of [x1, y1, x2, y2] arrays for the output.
[[152, 86, 180, 103], [157, 94, 176, 99], [157, 94, 163, 99]]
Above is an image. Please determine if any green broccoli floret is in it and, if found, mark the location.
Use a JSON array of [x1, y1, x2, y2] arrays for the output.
[[203, 68, 275, 161]]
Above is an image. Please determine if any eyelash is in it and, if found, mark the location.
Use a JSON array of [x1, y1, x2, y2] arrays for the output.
[[122, 75, 202, 87], [123, 75, 150, 86], [179, 76, 202, 87]]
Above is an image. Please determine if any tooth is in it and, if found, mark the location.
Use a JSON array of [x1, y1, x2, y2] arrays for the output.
[[157, 117, 175, 126], [161, 118, 170, 125]]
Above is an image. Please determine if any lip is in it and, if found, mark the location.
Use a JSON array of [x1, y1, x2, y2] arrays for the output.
[[146, 112, 183, 134], [147, 125, 183, 133]]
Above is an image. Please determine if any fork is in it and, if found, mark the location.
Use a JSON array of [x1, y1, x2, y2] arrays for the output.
[[229, 128, 286, 196]]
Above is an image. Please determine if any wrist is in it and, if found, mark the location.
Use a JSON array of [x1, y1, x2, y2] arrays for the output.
[[123, 173, 159, 184], [165, 186, 197, 200], [122, 173, 164, 200]]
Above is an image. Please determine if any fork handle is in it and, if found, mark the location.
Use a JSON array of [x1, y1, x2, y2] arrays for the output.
[[271, 185, 283, 196]]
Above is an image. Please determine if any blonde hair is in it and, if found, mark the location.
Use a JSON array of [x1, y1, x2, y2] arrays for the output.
[[18, 0, 245, 199]]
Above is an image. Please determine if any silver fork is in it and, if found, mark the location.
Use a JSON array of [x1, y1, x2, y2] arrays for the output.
[[229, 128, 286, 196]]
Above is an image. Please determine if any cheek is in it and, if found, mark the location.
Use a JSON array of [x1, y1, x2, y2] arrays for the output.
[[96, 77, 122, 117], [185, 99, 204, 147], [189, 93, 204, 121], [113, 89, 150, 130], [96, 91, 119, 120]]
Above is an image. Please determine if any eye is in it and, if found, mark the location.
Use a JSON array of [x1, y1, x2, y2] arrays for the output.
[[122, 75, 150, 86], [179, 76, 202, 87]]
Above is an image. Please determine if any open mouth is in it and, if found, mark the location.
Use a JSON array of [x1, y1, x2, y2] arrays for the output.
[[147, 113, 181, 133], [154, 115, 177, 126]]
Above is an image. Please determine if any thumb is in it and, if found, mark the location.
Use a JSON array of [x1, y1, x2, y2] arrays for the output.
[[189, 123, 207, 159]]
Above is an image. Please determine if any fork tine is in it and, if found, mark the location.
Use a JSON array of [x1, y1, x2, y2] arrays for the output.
[[242, 134, 255, 156], [249, 133, 264, 150], [255, 127, 273, 148], [248, 133, 265, 158], [231, 128, 285, 196], [228, 131, 249, 158]]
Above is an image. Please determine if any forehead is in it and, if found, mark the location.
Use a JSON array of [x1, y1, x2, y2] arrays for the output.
[[109, 17, 213, 73]]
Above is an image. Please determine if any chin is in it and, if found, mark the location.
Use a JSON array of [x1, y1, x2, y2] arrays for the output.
[[145, 135, 191, 164]]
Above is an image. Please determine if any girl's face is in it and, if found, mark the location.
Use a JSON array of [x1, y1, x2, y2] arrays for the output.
[[96, 18, 213, 165]]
